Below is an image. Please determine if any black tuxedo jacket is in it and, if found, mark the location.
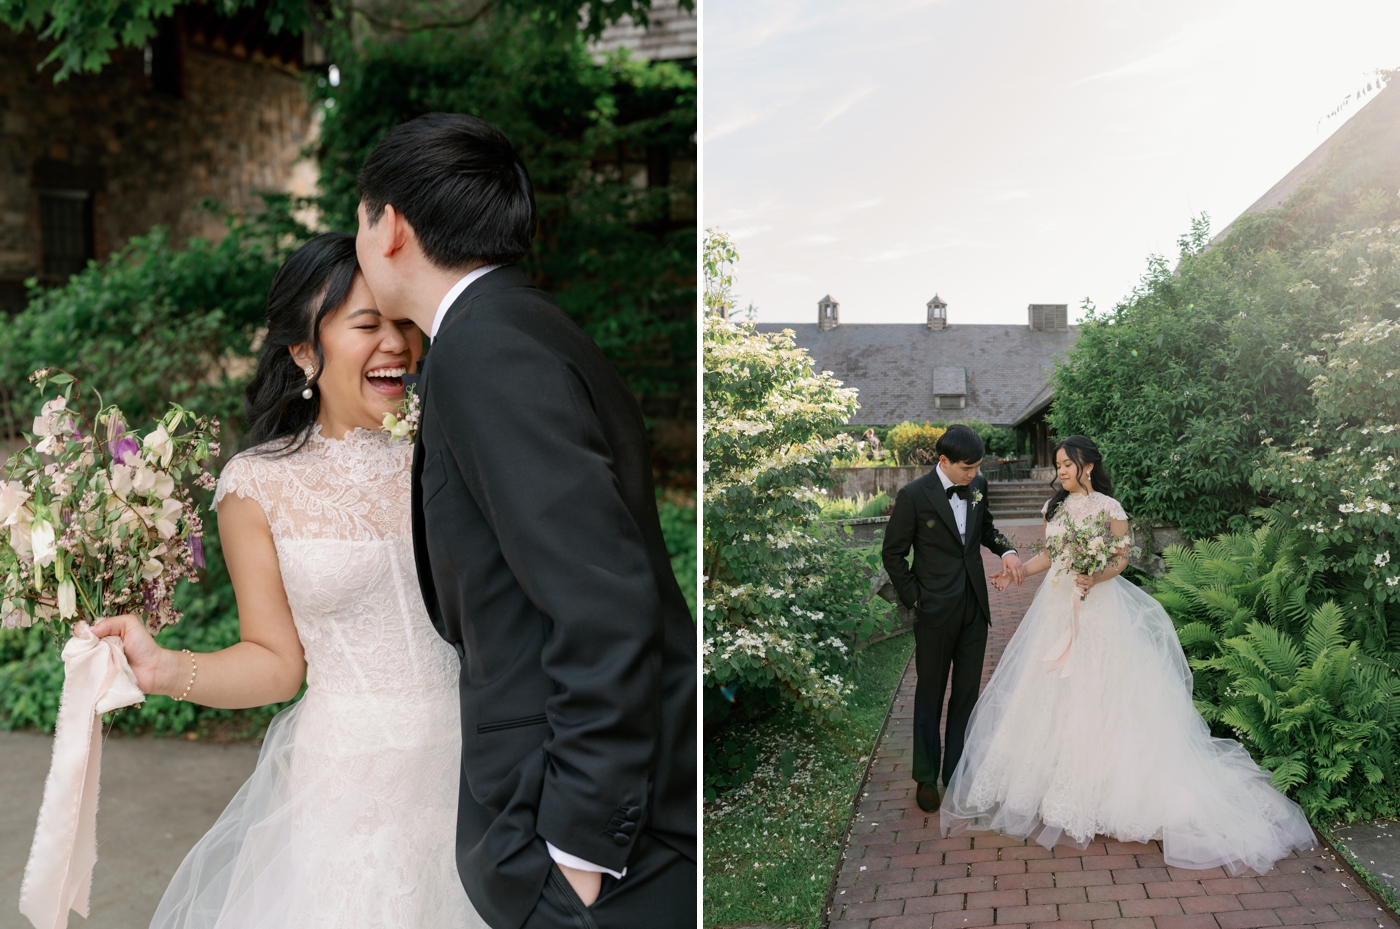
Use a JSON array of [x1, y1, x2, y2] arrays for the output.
[[409, 266, 696, 929], [881, 471, 1015, 622]]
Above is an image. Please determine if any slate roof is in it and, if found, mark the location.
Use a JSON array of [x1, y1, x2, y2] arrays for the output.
[[756, 322, 1079, 426]]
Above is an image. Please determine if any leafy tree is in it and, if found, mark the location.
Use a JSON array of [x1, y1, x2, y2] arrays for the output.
[[702, 232, 892, 725], [0, 0, 688, 81]]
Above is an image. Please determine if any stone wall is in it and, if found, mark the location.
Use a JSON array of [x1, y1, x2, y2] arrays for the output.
[[0, 28, 317, 312], [831, 465, 931, 500]]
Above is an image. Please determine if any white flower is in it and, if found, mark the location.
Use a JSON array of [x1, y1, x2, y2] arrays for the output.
[[151, 470, 174, 500], [1377, 552, 1391, 567], [154, 498, 183, 540], [57, 579, 77, 619], [1388, 576, 1400, 588], [109, 464, 133, 500], [0, 481, 31, 526], [132, 464, 157, 495], [29, 520, 56, 567], [141, 556, 164, 581], [143, 425, 174, 468]]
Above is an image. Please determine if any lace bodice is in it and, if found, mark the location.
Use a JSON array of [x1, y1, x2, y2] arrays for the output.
[[1043, 491, 1127, 536], [214, 427, 459, 696]]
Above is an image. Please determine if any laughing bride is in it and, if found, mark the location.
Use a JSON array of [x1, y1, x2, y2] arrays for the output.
[[92, 232, 485, 928]]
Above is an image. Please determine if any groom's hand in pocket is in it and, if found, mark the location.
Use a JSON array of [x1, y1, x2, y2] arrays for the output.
[[557, 864, 602, 907]]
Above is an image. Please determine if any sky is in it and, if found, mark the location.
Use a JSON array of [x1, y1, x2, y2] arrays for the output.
[[701, 0, 1400, 326]]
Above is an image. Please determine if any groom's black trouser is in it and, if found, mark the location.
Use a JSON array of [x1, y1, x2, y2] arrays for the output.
[[520, 833, 694, 929], [912, 592, 988, 786]]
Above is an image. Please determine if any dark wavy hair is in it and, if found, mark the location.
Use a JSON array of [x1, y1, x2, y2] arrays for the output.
[[1044, 435, 1115, 522], [242, 233, 361, 455]]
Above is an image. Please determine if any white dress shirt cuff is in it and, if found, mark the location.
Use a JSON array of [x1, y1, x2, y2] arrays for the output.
[[546, 842, 627, 880]]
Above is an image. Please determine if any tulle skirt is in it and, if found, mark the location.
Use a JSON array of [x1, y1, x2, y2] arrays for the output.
[[940, 567, 1315, 875], [150, 686, 487, 928]]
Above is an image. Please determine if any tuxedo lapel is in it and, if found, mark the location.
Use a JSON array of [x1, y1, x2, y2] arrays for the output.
[[922, 480, 962, 543], [964, 485, 982, 552]]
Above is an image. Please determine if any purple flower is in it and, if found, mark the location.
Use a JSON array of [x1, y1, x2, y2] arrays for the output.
[[189, 534, 205, 569], [108, 421, 140, 464]]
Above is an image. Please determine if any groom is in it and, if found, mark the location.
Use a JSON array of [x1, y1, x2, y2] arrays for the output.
[[882, 425, 1023, 812], [355, 114, 696, 928]]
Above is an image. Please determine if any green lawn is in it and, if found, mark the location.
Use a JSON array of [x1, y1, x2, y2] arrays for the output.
[[703, 632, 916, 928]]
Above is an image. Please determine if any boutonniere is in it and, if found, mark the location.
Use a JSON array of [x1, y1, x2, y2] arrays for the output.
[[970, 489, 984, 507], [381, 384, 421, 441]]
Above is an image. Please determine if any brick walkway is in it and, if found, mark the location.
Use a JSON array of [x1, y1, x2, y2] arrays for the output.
[[828, 527, 1397, 929]]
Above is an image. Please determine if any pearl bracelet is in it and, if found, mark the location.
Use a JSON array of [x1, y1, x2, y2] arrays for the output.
[[173, 649, 197, 702]]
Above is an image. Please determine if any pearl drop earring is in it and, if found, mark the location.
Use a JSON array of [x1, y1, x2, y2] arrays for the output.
[[301, 364, 315, 400]]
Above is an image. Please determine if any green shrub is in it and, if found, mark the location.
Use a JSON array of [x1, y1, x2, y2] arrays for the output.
[[1253, 314, 1400, 631], [657, 492, 697, 617], [702, 232, 893, 721], [1154, 523, 1400, 820], [886, 422, 945, 465], [817, 492, 891, 521]]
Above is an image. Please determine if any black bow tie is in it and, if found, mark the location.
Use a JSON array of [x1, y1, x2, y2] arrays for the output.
[[946, 484, 970, 501]]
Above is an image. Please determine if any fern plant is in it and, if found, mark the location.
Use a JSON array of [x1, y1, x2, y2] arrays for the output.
[[1154, 521, 1400, 820]]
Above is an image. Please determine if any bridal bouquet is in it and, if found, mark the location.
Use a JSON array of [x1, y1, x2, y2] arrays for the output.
[[0, 368, 219, 637], [1038, 510, 1133, 599]]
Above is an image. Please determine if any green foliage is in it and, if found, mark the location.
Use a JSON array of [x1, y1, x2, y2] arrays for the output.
[[1051, 159, 1400, 539], [1049, 217, 1333, 539], [0, 199, 305, 435], [703, 233, 894, 720], [1253, 314, 1400, 621], [704, 633, 914, 928], [313, 22, 695, 406], [1154, 522, 1400, 820], [657, 492, 696, 617], [885, 421, 945, 465], [0, 0, 685, 82], [816, 492, 891, 522]]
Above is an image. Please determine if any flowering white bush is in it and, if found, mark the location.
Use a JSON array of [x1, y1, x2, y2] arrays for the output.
[[1254, 316, 1400, 640], [702, 231, 892, 718], [0, 369, 217, 636]]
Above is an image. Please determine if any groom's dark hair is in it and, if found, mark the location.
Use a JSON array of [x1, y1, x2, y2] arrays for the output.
[[936, 424, 985, 465], [357, 113, 537, 269]]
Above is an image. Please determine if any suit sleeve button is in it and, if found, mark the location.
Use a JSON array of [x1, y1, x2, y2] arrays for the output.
[[625, 806, 642, 819], [619, 822, 637, 835], [613, 833, 630, 846]]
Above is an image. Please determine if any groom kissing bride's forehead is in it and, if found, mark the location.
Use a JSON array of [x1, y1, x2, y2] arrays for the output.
[[357, 114, 697, 928]]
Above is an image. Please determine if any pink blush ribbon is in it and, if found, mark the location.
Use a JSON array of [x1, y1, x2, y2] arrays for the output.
[[19, 621, 144, 929], [1043, 588, 1083, 678]]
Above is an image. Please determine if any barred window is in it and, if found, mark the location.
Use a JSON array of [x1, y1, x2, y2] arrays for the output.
[[39, 190, 94, 280]]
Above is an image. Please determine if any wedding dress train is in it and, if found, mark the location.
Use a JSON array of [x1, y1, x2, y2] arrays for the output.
[[940, 492, 1315, 876], [150, 428, 485, 928]]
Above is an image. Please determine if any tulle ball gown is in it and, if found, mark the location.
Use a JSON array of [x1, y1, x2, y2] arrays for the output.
[[151, 428, 485, 928], [940, 491, 1315, 875]]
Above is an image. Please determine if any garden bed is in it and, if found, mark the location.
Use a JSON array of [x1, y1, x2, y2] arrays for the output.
[[703, 632, 916, 929]]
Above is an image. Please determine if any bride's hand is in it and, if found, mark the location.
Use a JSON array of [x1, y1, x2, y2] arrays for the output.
[[989, 570, 1010, 592], [89, 614, 172, 695], [1075, 573, 1095, 596]]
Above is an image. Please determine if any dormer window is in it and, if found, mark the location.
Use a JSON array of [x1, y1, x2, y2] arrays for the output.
[[932, 365, 966, 410]]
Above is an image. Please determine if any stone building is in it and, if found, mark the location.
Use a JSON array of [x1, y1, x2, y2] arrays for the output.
[[0, 13, 318, 313], [758, 295, 1078, 467]]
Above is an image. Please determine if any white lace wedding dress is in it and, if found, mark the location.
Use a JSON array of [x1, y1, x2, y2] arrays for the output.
[[150, 427, 486, 928], [940, 491, 1315, 875]]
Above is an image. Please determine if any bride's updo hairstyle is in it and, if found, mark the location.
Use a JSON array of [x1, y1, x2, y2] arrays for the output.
[[1044, 435, 1115, 522], [243, 232, 361, 455]]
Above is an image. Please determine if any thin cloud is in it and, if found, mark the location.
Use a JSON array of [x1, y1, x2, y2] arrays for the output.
[[814, 84, 878, 129]]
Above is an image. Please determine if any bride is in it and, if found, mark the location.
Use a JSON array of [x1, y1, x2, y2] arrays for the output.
[[92, 232, 485, 927], [940, 435, 1315, 875]]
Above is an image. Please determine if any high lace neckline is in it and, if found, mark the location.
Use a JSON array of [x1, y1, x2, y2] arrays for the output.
[[303, 423, 402, 459]]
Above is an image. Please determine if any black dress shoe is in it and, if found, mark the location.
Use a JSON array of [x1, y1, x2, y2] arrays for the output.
[[915, 781, 941, 812]]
